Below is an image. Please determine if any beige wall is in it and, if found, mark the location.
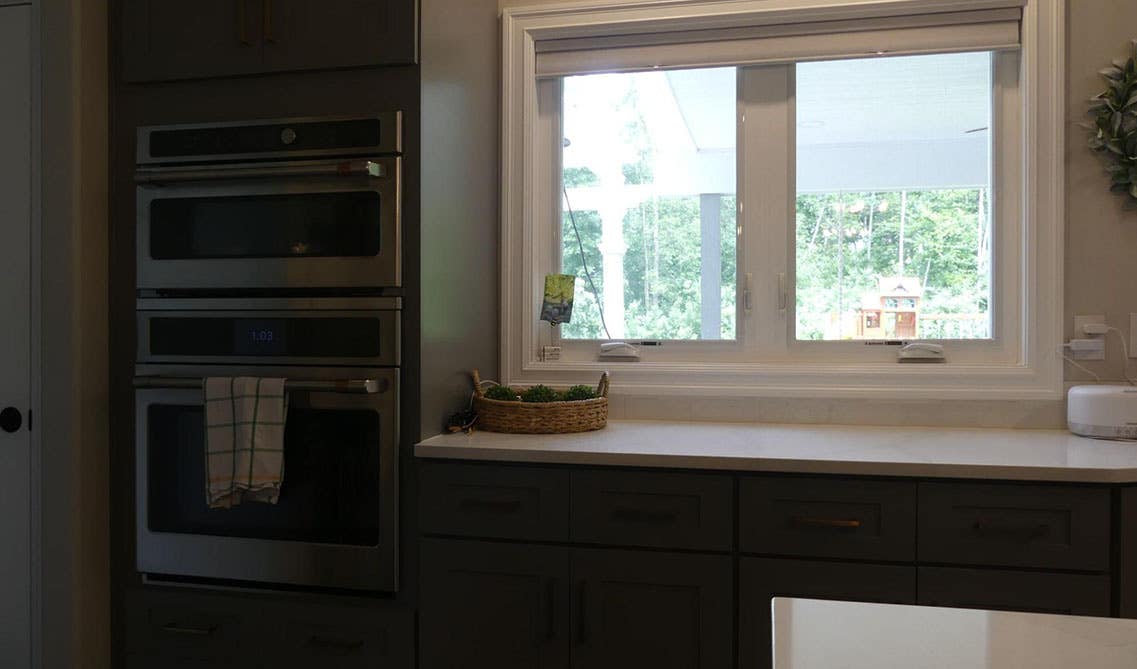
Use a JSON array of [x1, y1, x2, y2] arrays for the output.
[[428, 0, 1133, 428], [1064, 0, 1137, 384]]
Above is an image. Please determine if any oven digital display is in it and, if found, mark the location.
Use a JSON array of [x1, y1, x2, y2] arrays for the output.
[[233, 319, 287, 355]]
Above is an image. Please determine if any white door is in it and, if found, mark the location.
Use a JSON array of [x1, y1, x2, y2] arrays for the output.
[[0, 4, 33, 667]]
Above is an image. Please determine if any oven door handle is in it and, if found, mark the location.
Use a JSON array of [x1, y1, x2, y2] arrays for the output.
[[132, 375, 389, 394], [134, 159, 386, 184]]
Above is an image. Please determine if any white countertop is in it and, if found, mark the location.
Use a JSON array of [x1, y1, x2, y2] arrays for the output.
[[773, 598, 1137, 669], [414, 420, 1137, 482]]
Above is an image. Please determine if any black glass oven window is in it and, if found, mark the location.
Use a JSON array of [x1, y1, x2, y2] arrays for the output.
[[147, 404, 382, 545], [148, 119, 383, 158], [149, 317, 382, 357], [149, 192, 381, 259]]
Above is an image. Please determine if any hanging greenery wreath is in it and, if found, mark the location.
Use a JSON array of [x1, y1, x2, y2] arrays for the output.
[[1088, 40, 1137, 204]]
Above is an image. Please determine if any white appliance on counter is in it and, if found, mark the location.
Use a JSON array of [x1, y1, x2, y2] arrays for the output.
[[1068, 385, 1137, 440]]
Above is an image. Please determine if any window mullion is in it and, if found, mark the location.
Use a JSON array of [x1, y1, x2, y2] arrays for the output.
[[740, 64, 794, 358]]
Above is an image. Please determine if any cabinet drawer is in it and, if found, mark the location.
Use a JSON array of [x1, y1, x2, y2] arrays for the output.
[[266, 602, 414, 668], [740, 558, 916, 669], [917, 482, 1111, 570], [739, 477, 916, 561], [571, 470, 732, 551], [126, 589, 253, 661], [918, 566, 1111, 616], [420, 462, 570, 541]]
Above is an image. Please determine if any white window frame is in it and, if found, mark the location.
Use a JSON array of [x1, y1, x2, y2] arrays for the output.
[[501, 0, 1064, 400]]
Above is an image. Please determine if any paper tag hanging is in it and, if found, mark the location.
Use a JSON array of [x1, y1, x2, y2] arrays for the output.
[[539, 274, 576, 326]]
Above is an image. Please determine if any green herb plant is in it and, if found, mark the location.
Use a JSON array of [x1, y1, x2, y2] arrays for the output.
[[483, 385, 520, 401], [1088, 40, 1137, 204], [561, 385, 598, 401], [520, 385, 560, 403]]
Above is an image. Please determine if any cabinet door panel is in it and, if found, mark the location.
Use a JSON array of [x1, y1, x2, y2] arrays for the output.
[[420, 539, 570, 669], [264, 0, 417, 71], [571, 549, 732, 669], [121, 0, 264, 82], [739, 558, 916, 669], [572, 470, 732, 551], [918, 482, 1110, 571], [740, 477, 916, 561], [918, 566, 1111, 616], [420, 462, 570, 541]]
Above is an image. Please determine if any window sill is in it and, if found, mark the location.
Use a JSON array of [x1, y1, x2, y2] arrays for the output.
[[511, 358, 1063, 401]]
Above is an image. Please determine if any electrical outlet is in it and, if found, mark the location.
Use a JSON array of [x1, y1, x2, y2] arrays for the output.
[[1074, 314, 1107, 338], [1072, 314, 1107, 360]]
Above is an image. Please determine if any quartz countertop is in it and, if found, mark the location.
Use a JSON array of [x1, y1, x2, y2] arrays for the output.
[[414, 420, 1137, 482], [772, 598, 1137, 669]]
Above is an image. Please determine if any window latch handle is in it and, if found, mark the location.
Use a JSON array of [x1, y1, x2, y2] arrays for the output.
[[744, 273, 753, 313], [777, 272, 787, 312]]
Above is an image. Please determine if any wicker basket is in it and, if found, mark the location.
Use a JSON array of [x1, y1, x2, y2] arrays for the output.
[[471, 369, 609, 434]]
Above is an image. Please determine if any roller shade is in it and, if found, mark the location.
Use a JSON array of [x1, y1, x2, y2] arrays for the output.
[[535, 7, 1021, 78]]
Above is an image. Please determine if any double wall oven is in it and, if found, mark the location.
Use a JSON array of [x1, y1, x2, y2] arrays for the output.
[[133, 115, 402, 592]]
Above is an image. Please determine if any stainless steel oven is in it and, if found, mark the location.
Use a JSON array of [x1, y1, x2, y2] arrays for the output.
[[134, 364, 398, 591], [135, 114, 401, 292], [136, 297, 400, 367]]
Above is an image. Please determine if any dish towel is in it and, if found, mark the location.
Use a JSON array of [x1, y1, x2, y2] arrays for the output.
[[204, 377, 289, 509]]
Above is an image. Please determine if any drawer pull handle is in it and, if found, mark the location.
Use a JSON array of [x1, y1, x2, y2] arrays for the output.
[[545, 578, 557, 641], [458, 498, 523, 514], [161, 623, 218, 636], [610, 506, 679, 524], [577, 580, 589, 644], [308, 635, 365, 651], [790, 515, 862, 529], [972, 520, 1051, 540]]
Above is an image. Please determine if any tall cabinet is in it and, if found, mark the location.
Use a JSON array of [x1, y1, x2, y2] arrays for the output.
[[0, 4, 32, 666]]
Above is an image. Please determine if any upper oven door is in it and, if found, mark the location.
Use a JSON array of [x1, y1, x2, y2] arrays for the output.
[[136, 157, 400, 291]]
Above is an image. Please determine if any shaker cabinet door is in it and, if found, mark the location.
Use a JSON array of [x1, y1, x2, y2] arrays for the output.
[[420, 539, 571, 669], [263, 0, 418, 71], [570, 549, 732, 669], [121, 0, 265, 82]]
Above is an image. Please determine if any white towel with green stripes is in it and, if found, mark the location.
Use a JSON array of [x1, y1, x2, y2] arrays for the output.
[[204, 377, 288, 509]]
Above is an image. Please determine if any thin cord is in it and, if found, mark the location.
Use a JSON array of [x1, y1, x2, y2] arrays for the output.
[[1062, 353, 1102, 382], [563, 185, 612, 340], [1106, 327, 1137, 385]]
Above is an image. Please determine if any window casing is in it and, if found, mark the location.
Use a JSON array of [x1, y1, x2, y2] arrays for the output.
[[502, 0, 1064, 400]]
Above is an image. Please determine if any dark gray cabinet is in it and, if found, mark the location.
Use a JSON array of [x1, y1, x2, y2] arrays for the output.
[[418, 540, 731, 669], [571, 470, 732, 551], [918, 482, 1111, 571], [918, 567, 1111, 616], [739, 558, 916, 669], [740, 477, 916, 561], [418, 459, 1128, 669], [420, 539, 571, 669], [126, 588, 413, 669], [571, 549, 732, 669], [121, 0, 417, 83]]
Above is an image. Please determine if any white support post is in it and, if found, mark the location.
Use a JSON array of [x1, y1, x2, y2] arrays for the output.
[[699, 193, 722, 340]]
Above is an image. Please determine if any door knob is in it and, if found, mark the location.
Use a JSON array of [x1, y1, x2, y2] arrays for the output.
[[0, 407, 22, 433]]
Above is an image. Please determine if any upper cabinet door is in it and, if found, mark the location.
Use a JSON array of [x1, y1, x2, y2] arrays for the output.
[[121, 0, 418, 84], [121, 0, 265, 82], [262, 0, 418, 71]]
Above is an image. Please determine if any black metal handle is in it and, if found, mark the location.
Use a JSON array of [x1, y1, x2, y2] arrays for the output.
[[972, 520, 1051, 541], [545, 578, 557, 641], [790, 515, 863, 530], [161, 623, 218, 636], [577, 581, 588, 644], [308, 635, 365, 652], [458, 498, 523, 514], [263, 0, 275, 44], [0, 407, 22, 434], [236, 0, 251, 46], [611, 506, 679, 524]]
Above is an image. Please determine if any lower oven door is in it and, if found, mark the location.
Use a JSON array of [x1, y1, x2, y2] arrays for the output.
[[134, 366, 397, 591]]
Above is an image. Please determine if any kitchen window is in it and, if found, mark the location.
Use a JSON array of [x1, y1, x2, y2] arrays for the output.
[[502, 0, 1064, 400]]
